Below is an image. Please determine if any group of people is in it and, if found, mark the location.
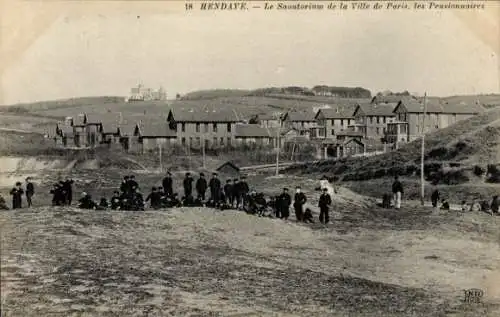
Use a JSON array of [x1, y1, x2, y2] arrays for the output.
[[74, 172, 334, 224], [0, 177, 35, 210]]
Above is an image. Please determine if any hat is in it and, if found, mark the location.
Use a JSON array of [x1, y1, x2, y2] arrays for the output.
[[200, 173, 205, 177], [283, 187, 288, 191]]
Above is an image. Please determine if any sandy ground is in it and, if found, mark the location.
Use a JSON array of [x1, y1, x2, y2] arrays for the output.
[[2, 195, 500, 317]]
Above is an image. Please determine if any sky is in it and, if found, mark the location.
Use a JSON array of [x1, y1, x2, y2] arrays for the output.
[[1, 2, 499, 105]]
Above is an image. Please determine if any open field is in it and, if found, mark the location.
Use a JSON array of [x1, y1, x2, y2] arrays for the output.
[[2, 197, 500, 317]]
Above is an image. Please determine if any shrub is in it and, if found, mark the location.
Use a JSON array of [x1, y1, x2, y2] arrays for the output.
[[426, 147, 448, 159], [374, 168, 387, 178], [387, 166, 405, 176], [449, 162, 461, 168], [406, 165, 418, 176], [473, 165, 485, 177], [334, 165, 349, 175]]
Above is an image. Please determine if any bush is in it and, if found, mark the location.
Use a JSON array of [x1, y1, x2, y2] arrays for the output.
[[473, 165, 485, 177], [387, 166, 405, 176], [449, 162, 461, 168], [374, 168, 387, 178], [334, 165, 349, 175], [406, 165, 418, 176], [426, 147, 448, 159]]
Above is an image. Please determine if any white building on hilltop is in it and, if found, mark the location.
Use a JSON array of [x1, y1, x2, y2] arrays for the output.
[[127, 84, 167, 102]]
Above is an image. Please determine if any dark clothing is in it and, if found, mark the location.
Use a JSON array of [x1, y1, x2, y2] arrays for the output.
[[120, 181, 129, 194], [431, 190, 440, 208], [78, 196, 96, 209], [99, 199, 109, 209], [10, 188, 24, 209], [303, 208, 314, 223], [183, 177, 194, 198], [63, 180, 74, 205], [239, 181, 250, 207], [111, 195, 121, 210], [278, 193, 291, 219], [440, 201, 450, 210], [128, 180, 139, 191], [146, 191, 162, 209], [209, 178, 222, 203], [162, 177, 173, 197], [224, 184, 233, 204], [0, 196, 9, 210], [293, 192, 307, 221], [26, 182, 35, 207], [132, 193, 144, 211], [196, 178, 208, 199], [491, 198, 499, 213], [392, 180, 404, 194], [318, 193, 332, 224]]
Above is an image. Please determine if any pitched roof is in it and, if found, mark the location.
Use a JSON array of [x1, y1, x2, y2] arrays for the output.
[[371, 95, 414, 104], [168, 109, 243, 123], [440, 101, 485, 114], [355, 103, 397, 117], [257, 113, 282, 121], [59, 126, 74, 137], [235, 124, 279, 138], [216, 161, 240, 172], [117, 122, 138, 136], [396, 98, 482, 114], [315, 104, 356, 119], [398, 99, 443, 113], [136, 120, 176, 137], [101, 122, 119, 134], [283, 111, 317, 122], [84, 114, 103, 125]]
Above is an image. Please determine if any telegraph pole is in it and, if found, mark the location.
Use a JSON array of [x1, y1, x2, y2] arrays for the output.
[[420, 93, 428, 205]]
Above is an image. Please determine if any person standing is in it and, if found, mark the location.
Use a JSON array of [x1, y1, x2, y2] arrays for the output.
[[162, 171, 174, 197], [278, 188, 291, 220], [146, 187, 162, 209], [318, 187, 332, 224], [491, 195, 499, 215], [63, 178, 74, 206], [239, 176, 250, 209], [10, 182, 24, 209], [183, 173, 194, 199], [431, 186, 440, 209], [224, 179, 233, 205], [293, 186, 307, 222], [233, 178, 241, 208], [196, 173, 208, 201], [25, 177, 35, 208], [209, 173, 222, 204], [392, 175, 404, 210], [120, 176, 130, 194]]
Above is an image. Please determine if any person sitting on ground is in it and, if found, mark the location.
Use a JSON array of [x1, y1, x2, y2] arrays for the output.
[[0, 194, 9, 210], [169, 193, 182, 208], [131, 187, 144, 211], [303, 208, 315, 223], [78, 192, 97, 210], [111, 191, 121, 210], [182, 194, 195, 207], [99, 197, 109, 209], [481, 200, 490, 213], [193, 197, 204, 207], [461, 201, 468, 212], [145, 187, 162, 209], [470, 200, 481, 212], [440, 199, 450, 211], [382, 193, 392, 209], [491, 195, 499, 214]]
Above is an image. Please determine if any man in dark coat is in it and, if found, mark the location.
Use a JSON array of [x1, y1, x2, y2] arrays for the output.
[[293, 186, 307, 222], [233, 178, 240, 208], [128, 175, 139, 192], [78, 192, 97, 209], [162, 172, 174, 197], [146, 187, 162, 209], [120, 176, 130, 194], [62, 178, 74, 206], [209, 173, 222, 204], [10, 182, 24, 209], [318, 187, 332, 224], [278, 188, 291, 220], [183, 173, 194, 199], [132, 187, 144, 211], [239, 176, 250, 208], [25, 177, 35, 208], [431, 187, 440, 208], [392, 175, 404, 210], [224, 179, 233, 205], [491, 195, 499, 214], [196, 173, 208, 201]]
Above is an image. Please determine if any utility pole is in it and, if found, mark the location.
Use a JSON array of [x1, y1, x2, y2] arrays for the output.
[[420, 92, 428, 206]]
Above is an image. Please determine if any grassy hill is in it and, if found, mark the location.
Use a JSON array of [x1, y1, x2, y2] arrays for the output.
[[2, 200, 500, 316], [286, 107, 500, 202]]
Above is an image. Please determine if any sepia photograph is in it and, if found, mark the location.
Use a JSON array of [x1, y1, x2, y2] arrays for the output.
[[1, 0, 499, 316]]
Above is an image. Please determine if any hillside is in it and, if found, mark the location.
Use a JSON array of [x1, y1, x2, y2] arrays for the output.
[[2, 201, 500, 316], [1, 96, 124, 112], [286, 107, 500, 201]]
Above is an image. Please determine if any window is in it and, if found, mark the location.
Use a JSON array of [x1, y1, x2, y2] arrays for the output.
[[204, 123, 209, 133], [370, 116, 373, 124], [376, 127, 380, 134], [196, 137, 201, 146], [331, 119, 334, 125], [331, 129, 335, 135], [383, 117, 386, 124], [196, 123, 200, 133], [341, 119, 344, 126], [377, 117, 380, 124], [301, 122, 305, 127], [181, 123, 186, 132], [189, 137, 193, 146], [181, 137, 186, 145], [213, 123, 218, 132], [227, 123, 231, 132], [213, 137, 218, 146], [227, 137, 231, 146], [220, 137, 224, 146]]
